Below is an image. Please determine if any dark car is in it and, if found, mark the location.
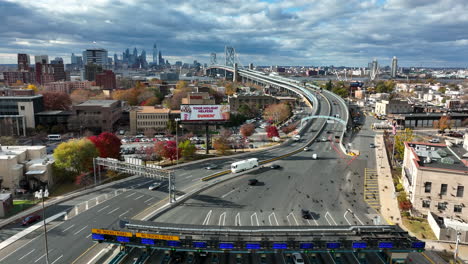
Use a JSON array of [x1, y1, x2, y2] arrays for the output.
[[269, 164, 281, 169], [22, 214, 41, 226], [248, 179, 258, 186], [301, 209, 311, 219]]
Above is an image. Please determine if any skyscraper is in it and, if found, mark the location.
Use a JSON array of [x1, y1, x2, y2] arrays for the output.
[[18, 53, 30, 71], [158, 51, 164, 65], [153, 43, 158, 65], [391, 56, 398, 78], [82, 48, 108, 67], [35, 55, 49, 65]]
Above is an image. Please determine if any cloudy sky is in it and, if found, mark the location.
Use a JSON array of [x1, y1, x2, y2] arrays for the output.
[[1, 0, 468, 67]]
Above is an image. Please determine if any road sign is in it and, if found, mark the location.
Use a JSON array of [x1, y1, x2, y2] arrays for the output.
[[136, 232, 180, 241], [91, 228, 133, 237]]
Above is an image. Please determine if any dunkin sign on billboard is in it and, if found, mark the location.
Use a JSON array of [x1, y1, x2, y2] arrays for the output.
[[180, 105, 230, 121]]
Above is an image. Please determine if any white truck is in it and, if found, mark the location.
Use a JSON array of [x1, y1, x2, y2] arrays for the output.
[[293, 135, 301, 141], [231, 158, 259, 173]]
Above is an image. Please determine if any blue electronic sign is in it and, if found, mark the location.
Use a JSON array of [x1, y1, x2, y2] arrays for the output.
[[326, 242, 341, 249], [379, 242, 394, 249], [167, 241, 181, 247], [193, 242, 207, 248], [245, 243, 261, 250], [300, 243, 314, 249], [273, 243, 288, 249], [352, 242, 367, 249], [411, 242, 425, 249], [92, 234, 105, 240], [117, 236, 130, 243], [141, 238, 154, 245], [219, 243, 234, 249]]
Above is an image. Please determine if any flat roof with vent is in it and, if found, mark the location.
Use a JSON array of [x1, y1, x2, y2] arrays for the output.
[[406, 142, 467, 172]]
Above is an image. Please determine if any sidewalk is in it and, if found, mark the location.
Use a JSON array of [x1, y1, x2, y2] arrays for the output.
[[374, 134, 402, 225]]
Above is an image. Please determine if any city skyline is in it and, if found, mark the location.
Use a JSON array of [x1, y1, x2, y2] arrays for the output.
[[1, 0, 468, 67]]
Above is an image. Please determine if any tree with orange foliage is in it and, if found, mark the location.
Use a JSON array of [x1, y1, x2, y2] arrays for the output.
[[263, 103, 291, 124], [433, 115, 453, 132], [41, 92, 72, 110], [70, 89, 92, 104]]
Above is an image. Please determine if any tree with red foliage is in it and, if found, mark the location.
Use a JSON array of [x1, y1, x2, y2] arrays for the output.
[[154, 140, 180, 163], [41, 91, 72, 110], [281, 122, 298, 134], [265, 125, 279, 138], [240, 123, 255, 138], [399, 200, 412, 211], [88, 132, 122, 159]]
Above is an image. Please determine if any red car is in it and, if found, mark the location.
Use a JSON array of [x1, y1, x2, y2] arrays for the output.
[[21, 214, 41, 226]]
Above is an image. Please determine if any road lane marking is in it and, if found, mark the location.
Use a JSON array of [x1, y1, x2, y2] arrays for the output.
[[218, 212, 226, 226], [19, 249, 35, 260], [62, 224, 75, 233], [191, 178, 199, 182], [343, 211, 352, 225], [86, 234, 91, 238], [185, 175, 193, 178], [107, 207, 120, 215], [268, 212, 279, 226], [97, 205, 110, 213], [74, 225, 89, 235], [50, 254, 63, 264], [235, 212, 241, 226], [221, 189, 236, 198], [134, 195, 144, 200], [325, 212, 338, 226], [119, 210, 130, 218], [124, 192, 136, 198], [287, 212, 299, 226], [34, 249, 54, 263], [144, 197, 154, 203], [202, 210, 212, 225], [250, 212, 259, 226]]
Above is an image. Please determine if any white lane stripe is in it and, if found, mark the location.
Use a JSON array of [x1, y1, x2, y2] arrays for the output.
[[19, 249, 35, 260], [97, 205, 110, 212], [107, 207, 120, 215], [50, 254, 63, 264], [34, 249, 55, 263], [119, 210, 130, 218], [221, 189, 236, 198], [134, 195, 144, 200], [144, 197, 154, 203], [86, 233, 91, 238], [73, 225, 88, 235], [124, 192, 136, 198], [62, 224, 75, 233]]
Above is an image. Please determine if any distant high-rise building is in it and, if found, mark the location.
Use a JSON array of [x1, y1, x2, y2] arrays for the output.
[[82, 48, 108, 67], [140, 50, 147, 68], [84, 63, 103, 81], [50, 57, 63, 65], [133, 48, 138, 59], [369, 59, 379, 81], [153, 43, 158, 65], [158, 51, 164, 65], [18, 53, 30, 71], [391, 56, 398, 78], [113, 53, 118, 64], [35, 55, 49, 65], [71, 53, 77, 64]]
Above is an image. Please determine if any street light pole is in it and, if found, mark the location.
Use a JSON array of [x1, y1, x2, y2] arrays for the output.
[[175, 118, 180, 165], [41, 187, 50, 264]]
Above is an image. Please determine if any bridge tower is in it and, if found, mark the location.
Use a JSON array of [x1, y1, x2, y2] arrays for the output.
[[225, 46, 235, 67], [249, 63, 254, 70], [210, 53, 217, 65], [233, 63, 238, 83]]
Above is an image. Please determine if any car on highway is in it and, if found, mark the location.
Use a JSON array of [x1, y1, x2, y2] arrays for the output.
[[429, 138, 440, 143], [320, 137, 328, 142], [248, 179, 258, 186], [205, 164, 218, 170], [303, 147, 309, 151], [292, 253, 304, 264], [369, 143, 376, 148], [301, 209, 311, 219], [269, 164, 281, 169], [21, 214, 41, 226], [148, 182, 162, 190]]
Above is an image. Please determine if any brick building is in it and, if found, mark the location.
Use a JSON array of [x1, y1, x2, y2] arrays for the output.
[[2, 71, 35, 85], [44, 81, 91, 94], [96, 70, 116, 90], [70, 100, 122, 133], [129, 106, 180, 134]]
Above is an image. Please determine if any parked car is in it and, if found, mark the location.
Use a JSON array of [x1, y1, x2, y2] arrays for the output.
[[205, 164, 218, 170], [292, 253, 305, 264], [301, 209, 311, 219], [303, 147, 309, 151], [22, 214, 41, 226], [148, 182, 162, 190], [369, 143, 376, 148], [248, 179, 258, 186], [429, 138, 440, 143], [448, 132, 463, 138]]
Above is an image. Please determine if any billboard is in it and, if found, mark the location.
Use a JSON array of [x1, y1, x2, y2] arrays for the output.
[[180, 105, 230, 122]]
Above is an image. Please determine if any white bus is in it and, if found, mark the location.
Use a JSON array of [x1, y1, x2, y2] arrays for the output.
[[231, 158, 258, 173], [47, 134, 62, 141]]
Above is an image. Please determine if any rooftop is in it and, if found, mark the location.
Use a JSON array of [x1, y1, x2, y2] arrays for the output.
[[36, 110, 72, 116], [78, 100, 119, 107], [136, 106, 171, 114], [0, 95, 43, 100], [406, 142, 467, 173]]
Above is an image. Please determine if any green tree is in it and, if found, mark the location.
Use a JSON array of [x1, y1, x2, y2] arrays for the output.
[[438, 87, 446, 93], [176, 80, 188, 90], [53, 138, 99, 174], [179, 140, 196, 159], [325, 80, 333, 91], [394, 128, 414, 160], [238, 104, 252, 117]]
